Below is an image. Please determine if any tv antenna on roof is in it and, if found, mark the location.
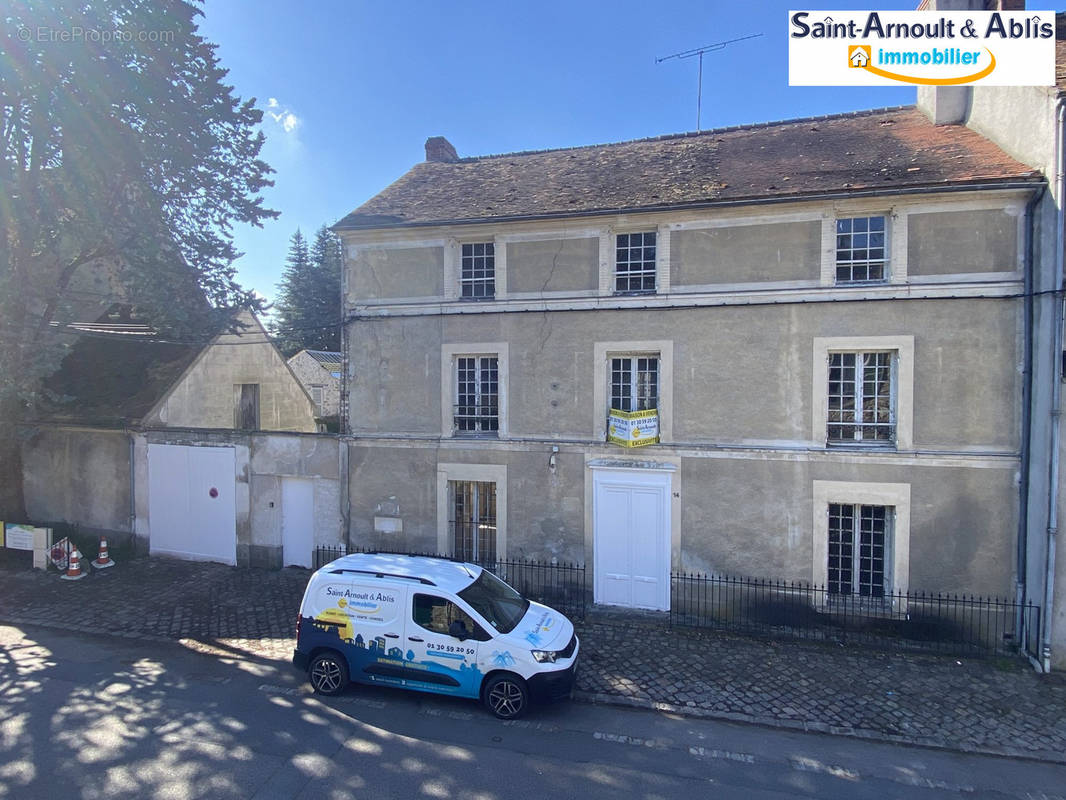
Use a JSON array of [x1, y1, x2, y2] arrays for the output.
[[657, 33, 763, 132]]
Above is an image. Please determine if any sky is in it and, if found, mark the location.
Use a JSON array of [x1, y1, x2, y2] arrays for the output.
[[197, 0, 964, 306]]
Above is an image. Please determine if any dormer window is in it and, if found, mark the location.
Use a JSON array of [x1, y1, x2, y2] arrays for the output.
[[461, 243, 495, 300]]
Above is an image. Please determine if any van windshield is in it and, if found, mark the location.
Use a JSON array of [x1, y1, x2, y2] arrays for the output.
[[457, 569, 529, 634]]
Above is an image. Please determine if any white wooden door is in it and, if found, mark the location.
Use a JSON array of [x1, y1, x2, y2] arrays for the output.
[[282, 477, 314, 568], [147, 444, 236, 565], [593, 468, 671, 610]]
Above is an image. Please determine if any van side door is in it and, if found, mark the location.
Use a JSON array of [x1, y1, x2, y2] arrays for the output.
[[404, 592, 490, 698], [343, 584, 408, 687]]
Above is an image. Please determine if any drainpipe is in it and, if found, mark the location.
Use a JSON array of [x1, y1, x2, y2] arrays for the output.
[[1042, 98, 1066, 674], [1018, 186, 1042, 640], [127, 428, 136, 546]]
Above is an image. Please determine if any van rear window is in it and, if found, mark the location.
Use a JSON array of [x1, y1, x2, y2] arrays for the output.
[[457, 570, 529, 634]]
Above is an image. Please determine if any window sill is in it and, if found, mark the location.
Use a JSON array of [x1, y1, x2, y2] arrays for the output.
[[612, 289, 657, 297], [458, 296, 497, 302], [452, 431, 500, 439], [826, 441, 896, 450], [833, 279, 889, 287]]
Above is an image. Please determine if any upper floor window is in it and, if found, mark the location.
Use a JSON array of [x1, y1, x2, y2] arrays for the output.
[[454, 355, 499, 435], [827, 351, 895, 446], [461, 242, 495, 300], [836, 216, 886, 283], [611, 356, 659, 412], [615, 232, 657, 294]]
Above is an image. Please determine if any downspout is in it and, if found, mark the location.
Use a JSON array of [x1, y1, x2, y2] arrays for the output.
[[339, 234, 352, 554], [1018, 185, 1042, 641], [1041, 98, 1066, 674], [127, 428, 136, 549]]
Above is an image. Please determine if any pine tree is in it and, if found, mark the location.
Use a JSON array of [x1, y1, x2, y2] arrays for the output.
[[271, 226, 341, 357]]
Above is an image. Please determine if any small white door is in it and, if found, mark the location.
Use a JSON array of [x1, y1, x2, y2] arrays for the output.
[[593, 468, 671, 611], [282, 477, 314, 568]]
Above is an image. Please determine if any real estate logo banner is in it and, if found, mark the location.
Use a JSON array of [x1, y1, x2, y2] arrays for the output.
[[789, 10, 1055, 86], [608, 409, 660, 448]]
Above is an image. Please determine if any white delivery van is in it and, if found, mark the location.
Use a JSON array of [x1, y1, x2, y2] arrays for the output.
[[292, 552, 579, 719]]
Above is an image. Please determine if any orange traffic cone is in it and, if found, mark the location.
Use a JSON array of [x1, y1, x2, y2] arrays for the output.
[[93, 537, 115, 569], [61, 548, 86, 581]]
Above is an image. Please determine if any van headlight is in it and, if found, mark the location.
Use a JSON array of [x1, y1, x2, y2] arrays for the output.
[[531, 649, 557, 663]]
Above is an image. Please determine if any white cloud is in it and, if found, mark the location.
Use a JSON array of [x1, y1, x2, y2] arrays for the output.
[[263, 98, 301, 136]]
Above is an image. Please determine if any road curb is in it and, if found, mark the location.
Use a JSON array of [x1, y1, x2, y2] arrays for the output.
[[572, 690, 1066, 766]]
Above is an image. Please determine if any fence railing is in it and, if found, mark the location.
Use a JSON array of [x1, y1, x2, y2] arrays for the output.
[[311, 546, 1039, 658], [671, 572, 1041, 659], [313, 545, 587, 621]]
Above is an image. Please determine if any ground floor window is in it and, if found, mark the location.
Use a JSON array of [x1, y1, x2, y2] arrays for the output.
[[450, 480, 497, 563], [827, 503, 892, 598]]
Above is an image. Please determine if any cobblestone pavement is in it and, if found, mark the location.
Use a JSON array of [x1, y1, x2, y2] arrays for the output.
[[2, 557, 1064, 762]]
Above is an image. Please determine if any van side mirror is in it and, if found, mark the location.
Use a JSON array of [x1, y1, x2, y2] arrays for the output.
[[449, 620, 468, 641]]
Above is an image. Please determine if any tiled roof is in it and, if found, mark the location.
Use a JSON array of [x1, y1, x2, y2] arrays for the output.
[[335, 106, 1040, 231], [304, 350, 342, 365]]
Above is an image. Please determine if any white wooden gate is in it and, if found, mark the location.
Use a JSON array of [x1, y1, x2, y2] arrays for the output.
[[147, 444, 236, 565], [592, 467, 671, 610], [282, 477, 314, 568]]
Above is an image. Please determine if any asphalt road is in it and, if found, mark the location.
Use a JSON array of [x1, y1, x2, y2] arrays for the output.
[[1, 623, 1064, 800]]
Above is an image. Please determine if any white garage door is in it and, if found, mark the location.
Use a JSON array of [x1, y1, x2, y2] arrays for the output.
[[593, 467, 671, 611], [148, 444, 236, 565]]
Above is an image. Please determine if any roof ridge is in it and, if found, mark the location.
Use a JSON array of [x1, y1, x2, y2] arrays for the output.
[[457, 105, 917, 163]]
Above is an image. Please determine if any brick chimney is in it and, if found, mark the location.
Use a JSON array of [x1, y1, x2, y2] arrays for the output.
[[425, 136, 458, 163]]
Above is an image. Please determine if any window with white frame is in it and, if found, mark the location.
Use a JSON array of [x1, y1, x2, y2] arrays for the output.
[[610, 356, 659, 412], [454, 355, 499, 435], [311, 385, 324, 410], [827, 351, 896, 445], [615, 231, 657, 293], [460, 242, 495, 300], [827, 503, 892, 598], [835, 216, 887, 283]]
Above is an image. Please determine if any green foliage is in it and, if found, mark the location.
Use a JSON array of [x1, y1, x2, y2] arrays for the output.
[[270, 226, 341, 358], [0, 0, 277, 513]]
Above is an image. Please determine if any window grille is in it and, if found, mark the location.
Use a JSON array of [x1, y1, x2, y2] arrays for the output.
[[454, 356, 499, 434], [827, 351, 895, 445], [610, 356, 658, 412], [450, 480, 497, 563], [461, 242, 495, 300], [615, 232, 657, 293], [836, 216, 886, 283], [828, 503, 890, 598]]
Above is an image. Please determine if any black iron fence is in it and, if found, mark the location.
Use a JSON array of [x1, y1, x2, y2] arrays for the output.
[[671, 572, 1041, 659], [311, 546, 1039, 659], [312, 545, 587, 621]]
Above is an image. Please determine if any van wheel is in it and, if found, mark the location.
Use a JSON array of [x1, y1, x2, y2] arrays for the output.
[[483, 674, 528, 719], [309, 652, 348, 696]]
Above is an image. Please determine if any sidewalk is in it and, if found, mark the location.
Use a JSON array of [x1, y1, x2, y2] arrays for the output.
[[1, 557, 1064, 763]]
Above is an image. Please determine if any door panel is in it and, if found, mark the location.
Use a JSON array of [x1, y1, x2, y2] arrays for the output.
[[148, 444, 236, 565], [282, 477, 313, 568], [593, 469, 671, 611], [403, 593, 483, 697]]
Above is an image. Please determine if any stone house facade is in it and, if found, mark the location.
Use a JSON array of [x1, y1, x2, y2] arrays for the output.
[[334, 106, 1045, 645], [287, 349, 343, 419]]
